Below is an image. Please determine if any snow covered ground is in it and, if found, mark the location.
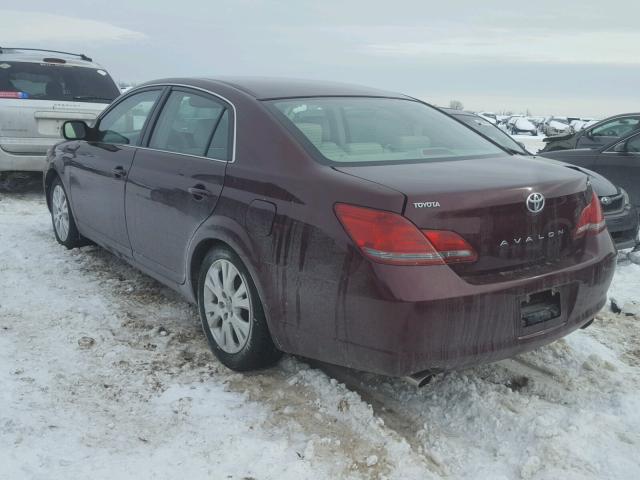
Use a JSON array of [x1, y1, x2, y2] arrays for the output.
[[2, 186, 640, 480]]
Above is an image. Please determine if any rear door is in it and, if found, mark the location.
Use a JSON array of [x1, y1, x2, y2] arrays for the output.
[[125, 87, 231, 283], [577, 116, 640, 149], [596, 132, 640, 208], [68, 88, 163, 254]]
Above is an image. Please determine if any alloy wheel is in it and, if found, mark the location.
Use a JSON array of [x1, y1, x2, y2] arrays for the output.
[[52, 184, 70, 241], [202, 259, 253, 354]]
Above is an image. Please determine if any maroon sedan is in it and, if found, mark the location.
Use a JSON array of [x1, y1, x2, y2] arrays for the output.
[[44, 77, 616, 379]]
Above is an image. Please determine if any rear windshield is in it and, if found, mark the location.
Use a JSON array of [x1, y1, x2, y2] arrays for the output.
[[268, 97, 504, 165], [0, 61, 119, 103], [454, 114, 528, 155]]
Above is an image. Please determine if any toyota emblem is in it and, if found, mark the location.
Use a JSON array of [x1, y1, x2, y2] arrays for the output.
[[526, 192, 545, 213]]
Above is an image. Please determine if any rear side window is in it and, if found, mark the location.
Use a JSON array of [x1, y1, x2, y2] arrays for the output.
[[98, 90, 161, 145], [149, 90, 229, 158], [268, 97, 503, 165], [626, 134, 640, 153], [207, 110, 230, 160], [0, 61, 119, 102]]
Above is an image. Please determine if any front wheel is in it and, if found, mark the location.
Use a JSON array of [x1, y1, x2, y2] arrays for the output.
[[49, 177, 82, 249], [198, 246, 281, 371]]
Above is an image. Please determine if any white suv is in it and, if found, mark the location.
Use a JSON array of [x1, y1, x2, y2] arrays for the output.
[[0, 47, 119, 177]]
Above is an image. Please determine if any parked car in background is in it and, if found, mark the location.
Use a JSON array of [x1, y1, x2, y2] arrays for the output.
[[541, 129, 640, 211], [44, 77, 616, 379], [0, 47, 119, 186], [542, 117, 571, 136], [541, 113, 640, 153], [478, 111, 497, 124], [509, 117, 537, 136], [444, 108, 639, 250], [528, 116, 545, 129], [570, 119, 587, 132], [502, 115, 521, 131]]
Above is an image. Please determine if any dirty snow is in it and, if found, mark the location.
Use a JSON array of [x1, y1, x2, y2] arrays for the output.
[[1, 186, 640, 480]]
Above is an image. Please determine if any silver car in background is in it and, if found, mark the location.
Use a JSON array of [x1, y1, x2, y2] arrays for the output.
[[0, 47, 119, 182]]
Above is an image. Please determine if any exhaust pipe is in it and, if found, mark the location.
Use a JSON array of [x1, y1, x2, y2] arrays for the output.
[[403, 370, 435, 388]]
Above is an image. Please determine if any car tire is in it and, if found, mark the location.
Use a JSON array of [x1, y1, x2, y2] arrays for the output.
[[49, 176, 82, 249], [198, 246, 281, 371]]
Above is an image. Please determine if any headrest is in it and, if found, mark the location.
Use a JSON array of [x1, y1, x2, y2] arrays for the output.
[[295, 122, 323, 145], [344, 143, 385, 154], [389, 136, 431, 151], [188, 95, 216, 108]]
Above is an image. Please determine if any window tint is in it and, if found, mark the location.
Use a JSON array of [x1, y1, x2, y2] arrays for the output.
[[149, 90, 225, 157], [626, 135, 640, 153], [98, 90, 160, 145], [455, 115, 527, 154], [269, 97, 503, 164], [207, 110, 230, 160], [0, 61, 119, 103], [591, 117, 640, 137]]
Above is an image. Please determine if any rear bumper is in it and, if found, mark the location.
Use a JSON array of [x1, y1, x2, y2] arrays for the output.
[[0, 147, 48, 172], [337, 231, 616, 377], [605, 205, 639, 250]]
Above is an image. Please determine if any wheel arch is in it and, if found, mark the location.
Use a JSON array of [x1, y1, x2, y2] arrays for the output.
[[43, 169, 59, 211], [186, 224, 284, 350], [187, 217, 262, 308]]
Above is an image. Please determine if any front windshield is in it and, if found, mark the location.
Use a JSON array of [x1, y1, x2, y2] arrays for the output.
[[455, 114, 528, 155], [268, 97, 504, 165], [0, 61, 119, 103]]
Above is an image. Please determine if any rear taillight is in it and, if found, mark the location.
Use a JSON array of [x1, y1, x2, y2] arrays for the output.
[[422, 230, 478, 263], [574, 192, 606, 238], [334, 203, 477, 266]]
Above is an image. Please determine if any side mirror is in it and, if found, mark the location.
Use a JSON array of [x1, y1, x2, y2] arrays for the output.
[[62, 120, 89, 140]]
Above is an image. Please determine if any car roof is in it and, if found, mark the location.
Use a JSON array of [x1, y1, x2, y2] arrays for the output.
[[0, 47, 104, 69], [139, 76, 412, 100]]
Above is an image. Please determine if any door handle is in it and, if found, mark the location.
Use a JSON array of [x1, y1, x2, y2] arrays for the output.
[[112, 166, 126, 178], [188, 185, 211, 200]]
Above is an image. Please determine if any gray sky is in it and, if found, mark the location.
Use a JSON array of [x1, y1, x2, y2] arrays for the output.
[[2, 1, 639, 117]]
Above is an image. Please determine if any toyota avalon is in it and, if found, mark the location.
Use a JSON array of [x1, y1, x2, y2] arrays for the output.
[[44, 77, 616, 378]]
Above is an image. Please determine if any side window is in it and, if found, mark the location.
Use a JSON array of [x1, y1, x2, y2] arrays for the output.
[[149, 90, 226, 157], [97, 90, 160, 145], [626, 135, 640, 153], [591, 118, 640, 138], [207, 110, 231, 160]]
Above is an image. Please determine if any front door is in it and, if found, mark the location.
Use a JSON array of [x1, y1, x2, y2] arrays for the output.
[[125, 88, 232, 282], [577, 116, 640, 149], [596, 132, 640, 208], [68, 89, 163, 254]]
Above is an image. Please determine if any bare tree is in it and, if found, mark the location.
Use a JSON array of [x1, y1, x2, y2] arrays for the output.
[[449, 100, 464, 110]]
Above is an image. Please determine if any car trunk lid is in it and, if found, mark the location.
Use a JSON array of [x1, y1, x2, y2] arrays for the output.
[[334, 155, 592, 280]]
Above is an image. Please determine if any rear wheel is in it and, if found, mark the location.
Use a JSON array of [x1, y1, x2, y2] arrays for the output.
[[198, 246, 281, 371], [49, 177, 82, 249]]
